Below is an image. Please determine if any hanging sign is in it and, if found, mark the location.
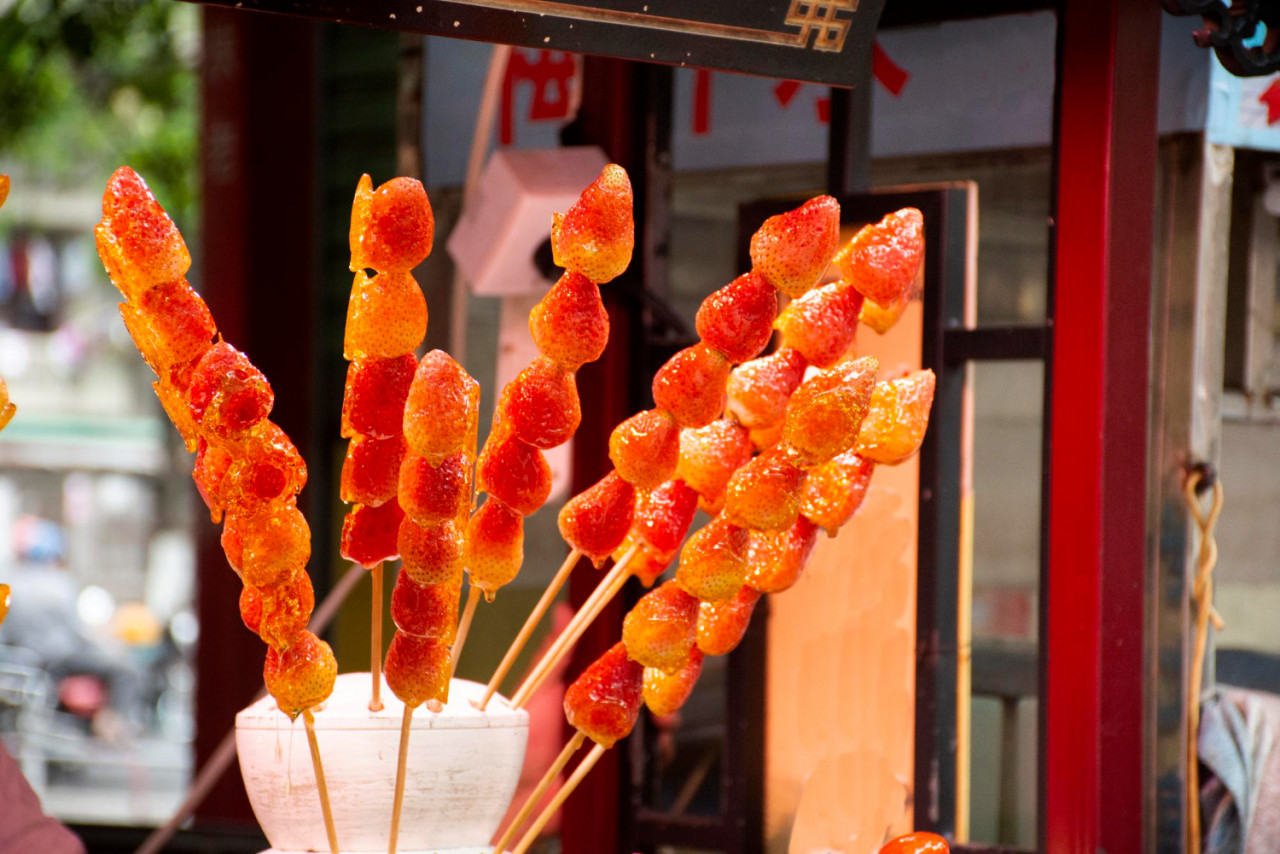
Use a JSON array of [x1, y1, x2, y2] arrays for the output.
[[185, 0, 885, 87]]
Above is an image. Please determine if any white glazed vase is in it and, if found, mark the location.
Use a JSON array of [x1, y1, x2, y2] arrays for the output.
[[236, 672, 529, 854]]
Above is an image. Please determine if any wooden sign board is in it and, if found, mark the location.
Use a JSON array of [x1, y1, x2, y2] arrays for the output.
[[181, 0, 885, 87]]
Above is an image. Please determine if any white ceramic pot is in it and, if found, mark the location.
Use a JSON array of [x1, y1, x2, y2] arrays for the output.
[[236, 672, 528, 854]]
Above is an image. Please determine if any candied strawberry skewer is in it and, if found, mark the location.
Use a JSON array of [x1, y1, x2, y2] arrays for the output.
[[338, 174, 434, 711], [98, 167, 339, 854]]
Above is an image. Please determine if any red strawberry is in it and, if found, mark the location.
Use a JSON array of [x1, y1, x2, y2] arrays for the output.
[[643, 647, 703, 717], [834, 207, 924, 307], [696, 586, 760, 656], [622, 581, 700, 673], [782, 355, 878, 467], [477, 427, 552, 516], [675, 518, 749, 603], [263, 630, 337, 718], [530, 271, 609, 369], [558, 471, 636, 566], [609, 408, 680, 490], [340, 499, 404, 567], [774, 281, 863, 368], [725, 347, 808, 430], [563, 641, 644, 748], [384, 633, 450, 708], [748, 196, 841, 298], [633, 478, 699, 555], [403, 350, 480, 462], [652, 344, 731, 429], [695, 271, 778, 364], [356, 177, 434, 273], [551, 165, 634, 284], [801, 450, 875, 536], [744, 516, 819, 594]]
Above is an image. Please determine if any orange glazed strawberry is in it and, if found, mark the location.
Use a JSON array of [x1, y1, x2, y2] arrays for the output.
[[860, 287, 911, 334], [344, 270, 427, 359], [342, 353, 417, 440], [239, 585, 263, 634], [783, 356, 878, 467], [802, 450, 875, 535], [188, 342, 274, 439], [153, 380, 200, 453], [128, 279, 216, 367], [749, 420, 786, 453], [499, 356, 581, 450], [748, 196, 841, 298], [721, 447, 807, 532], [193, 438, 233, 522], [236, 503, 311, 588], [464, 498, 524, 595], [348, 173, 374, 269], [403, 350, 480, 461], [643, 647, 704, 717], [676, 419, 754, 511], [399, 518, 464, 585], [357, 177, 434, 273], [744, 516, 819, 594], [258, 570, 315, 649], [774, 281, 864, 368], [854, 369, 936, 465], [634, 478, 699, 555], [694, 271, 778, 364], [622, 580, 700, 673], [530, 271, 609, 369], [652, 344, 731, 429], [384, 633, 450, 708], [551, 164, 634, 284], [340, 498, 405, 567], [477, 427, 552, 516], [835, 207, 924, 307], [675, 518, 749, 603], [609, 408, 680, 490], [96, 166, 191, 298], [390, 573, 460, 642], [558, 471, 636, 565], [563, 641, 644, 748], [725, 347, 808, 430], [340, 433, 407, 507], [264, 630, 337, 718], [696, 586, 760, 656], [398, 450, 471, 526], [620, 536, 676, 587], [222, 422, 308, 516], [878, 833, 949, 854]]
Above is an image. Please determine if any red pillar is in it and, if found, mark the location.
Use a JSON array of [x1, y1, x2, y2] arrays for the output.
[[1044, 1, 1158, 851]]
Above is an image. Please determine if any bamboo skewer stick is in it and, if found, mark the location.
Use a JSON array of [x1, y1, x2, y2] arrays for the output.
[[451, 585, 482, 679], [387, 705, 415, 854], [509, 743, 607, 854], [510, 546, 637, 709], [302, 708, 340, 854], [370, 562, 385, 712], [490, 731, 586, 854], [478, 549, 582, 710]]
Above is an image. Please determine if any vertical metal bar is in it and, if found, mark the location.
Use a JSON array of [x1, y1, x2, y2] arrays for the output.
[[826, 48, 873, 196], [1043, 2, 1159, 851]]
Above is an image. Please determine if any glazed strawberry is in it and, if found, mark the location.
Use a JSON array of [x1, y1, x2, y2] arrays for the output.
[[749, 421, 786, 453], [398, 450, 471, 526], [341, 353, 417, 440], [476, 427, 552, 516], [153, 379, 200, 453], [854, 369, 936, 465], [239, 585, 263, 634], [498, 356, 581, 450], [634, 479, 699, 555], [403, 350, 480, 461], [608, 408, 680, 490], [744, 517, 819, 594], [187, 342, 274, 439], [643, 647, 704, 717], [529, 271, 609, 369], [258, 570, 315, 649], [834, 207, 924, 307], [558, 471, 636, 566], [343, 270, 428, 359], [721, 447, 807, 532], [563, 641, 644, 748], [235, 503, 311, 588], [675, 518, 749, 603], [783, 356, 878, 467], [130, 279, 216, 367], [390, 573, 460, 643], [617, 535, 676, 587], [860, 287, 912, 334], [340, 432, 407, 507], [675, 420, 754, 512], [222, 422, 308, 516], [96, 166, 191, 298], [725, 347, 808, 430], [774, 281, 863, 368], [748, 196, 841, 298], [340, 498, 405, 567], [193, 438, 233, 522], [802, 450, 875, 535], [551, 164, 634, 284], [878, 833, 949, 854], [348, 174, 374, 269], [651, 344, 731, 429], [398, 518, 465, 586], [464, 498, 524, 595], [694, 271, 778, 364], [696, 586, 760, 656], [622, 580, 700, 673], [384, 633, 450, 708], [263, 631, 338, 719], [355, 176, 434, 273]]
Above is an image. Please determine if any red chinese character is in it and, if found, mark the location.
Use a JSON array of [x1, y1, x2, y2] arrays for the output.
[[501, 50, 578, 146]]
